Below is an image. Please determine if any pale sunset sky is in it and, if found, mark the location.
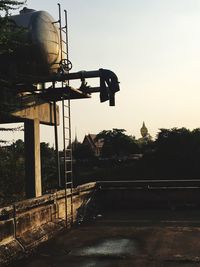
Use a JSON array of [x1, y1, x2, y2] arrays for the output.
[[2, 0, 200, 146]]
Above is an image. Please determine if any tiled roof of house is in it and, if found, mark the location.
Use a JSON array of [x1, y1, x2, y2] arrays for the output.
[[83, 134, 104, 149]]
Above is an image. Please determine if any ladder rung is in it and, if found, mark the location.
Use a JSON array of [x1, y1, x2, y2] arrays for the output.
[[66, 171, 72, 174], [66, 214, 73, 217], [67, 215, 73, 220], [66, 182, 72, 185], [65, 160, 72, 162], [64, 105, 69, 108], [66, 215, 73, 218], [62, 51, 67, 55], [66, 193, 73, 196], [64, 116, 69, 119], [62, 40, 67, 44], [66, 216, 73, 220]]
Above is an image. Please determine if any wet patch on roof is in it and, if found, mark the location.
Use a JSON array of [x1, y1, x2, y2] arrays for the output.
[[70, 238, 140, 257]]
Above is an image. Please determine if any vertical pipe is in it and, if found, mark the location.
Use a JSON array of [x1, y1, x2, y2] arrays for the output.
[[53, 100, 61, 188], [58, 3, 63, 63]]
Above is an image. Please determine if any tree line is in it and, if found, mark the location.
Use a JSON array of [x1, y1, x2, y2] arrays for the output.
[[0, 140, 57, 206], [73, 129, 143, 160], [1, 127, 200, 207], [73, 127, 200, 183]]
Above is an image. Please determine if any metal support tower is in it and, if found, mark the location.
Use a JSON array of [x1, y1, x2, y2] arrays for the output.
[[15, 4, 119, 225]]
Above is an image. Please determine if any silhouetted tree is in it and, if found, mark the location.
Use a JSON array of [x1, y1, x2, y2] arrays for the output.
[[0, 140, 57, 206], [0, 0, 26, 54], [152, 128, 200, 178], [0, 139, 25, 205], [73, 141, 95, 160], [96, 128, 139, 158], [40, 142, 57, 191], [0, 0, 26, 113]]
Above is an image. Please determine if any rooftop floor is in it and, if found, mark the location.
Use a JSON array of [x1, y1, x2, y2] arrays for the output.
[[9, 208, 200, 267]]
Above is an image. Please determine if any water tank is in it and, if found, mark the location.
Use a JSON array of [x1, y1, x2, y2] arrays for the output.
[[0, 8, 62, 80]]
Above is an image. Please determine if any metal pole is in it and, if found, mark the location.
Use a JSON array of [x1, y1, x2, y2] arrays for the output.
[[58, 3, 63, 57], [53, 100, 61, 188]]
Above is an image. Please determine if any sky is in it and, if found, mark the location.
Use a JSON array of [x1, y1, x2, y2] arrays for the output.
[[2, 0, 200, 146]]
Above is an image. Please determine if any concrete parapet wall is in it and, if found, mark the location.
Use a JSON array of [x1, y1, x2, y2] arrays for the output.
[[96, 180, 200, 210], [0, 182, 96, 266]]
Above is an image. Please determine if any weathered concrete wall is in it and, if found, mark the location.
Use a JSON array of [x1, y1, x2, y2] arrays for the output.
[[0, 182, 96, 267]]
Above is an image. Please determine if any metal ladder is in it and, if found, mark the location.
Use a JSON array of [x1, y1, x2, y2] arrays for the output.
[[57, 4, 74, 227]]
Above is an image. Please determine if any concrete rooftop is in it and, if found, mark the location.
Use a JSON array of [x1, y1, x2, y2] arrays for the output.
[[8, 208, 200, 267]]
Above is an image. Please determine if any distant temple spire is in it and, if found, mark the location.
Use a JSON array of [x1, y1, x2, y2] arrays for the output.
[[140, 122, 148, 138], [74, 129, 78, 144], [72, 128, 79, 149]]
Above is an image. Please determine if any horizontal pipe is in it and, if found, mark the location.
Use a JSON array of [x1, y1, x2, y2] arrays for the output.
[[17, 70, 101, 84], [17, 69, 119, 85]]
